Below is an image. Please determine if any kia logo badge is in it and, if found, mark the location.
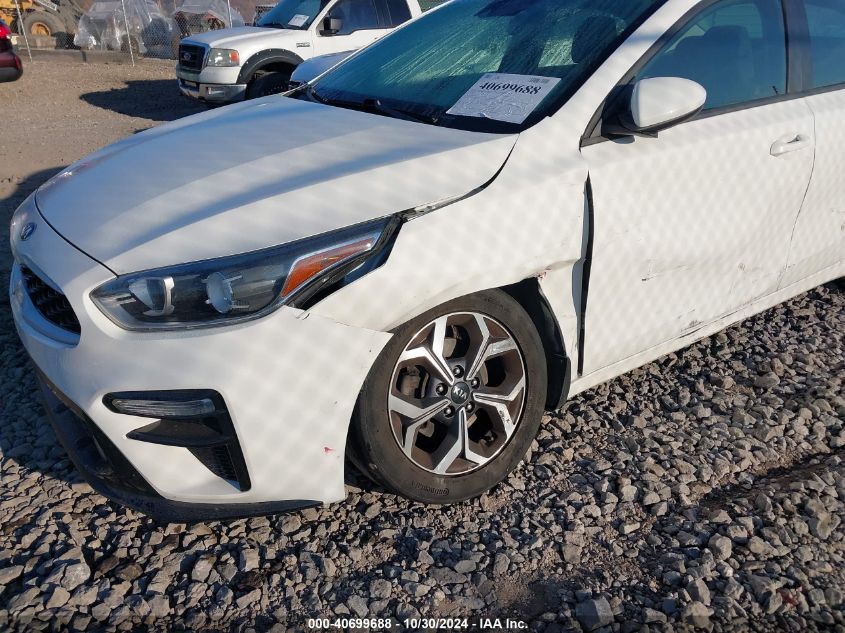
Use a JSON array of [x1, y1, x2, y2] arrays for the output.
[[20, 222, 36, 241]]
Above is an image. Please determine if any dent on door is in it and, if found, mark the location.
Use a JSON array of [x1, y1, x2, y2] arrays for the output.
[[579, 100, 815, 378]]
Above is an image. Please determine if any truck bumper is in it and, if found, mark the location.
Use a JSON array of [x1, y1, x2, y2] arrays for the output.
[[178, 78, 247, 103]]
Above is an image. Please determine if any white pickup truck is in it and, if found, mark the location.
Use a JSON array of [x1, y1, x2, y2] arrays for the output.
[[176, 0, 425, 104]]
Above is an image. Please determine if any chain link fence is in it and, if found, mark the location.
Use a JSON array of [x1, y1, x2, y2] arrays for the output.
[[9, 0, 252, 63], [8, 0, 445, 66]]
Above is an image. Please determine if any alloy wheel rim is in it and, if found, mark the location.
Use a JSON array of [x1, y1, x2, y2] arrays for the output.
[[388, 311, 527, 476]]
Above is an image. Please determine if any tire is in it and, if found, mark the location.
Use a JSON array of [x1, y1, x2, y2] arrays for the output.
[[349, 290, 547, 504], [23, 11, 63, 38], [246, 71, 292, 99]]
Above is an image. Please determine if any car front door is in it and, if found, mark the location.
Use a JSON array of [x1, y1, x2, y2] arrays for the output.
[[579, 0, 816, 376], [780, 0, 845, 287], [312, 0, 388, 56]]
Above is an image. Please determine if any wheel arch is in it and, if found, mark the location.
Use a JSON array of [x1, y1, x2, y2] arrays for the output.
[[502, 278, 571, 412], [237, 49, 303, 84]]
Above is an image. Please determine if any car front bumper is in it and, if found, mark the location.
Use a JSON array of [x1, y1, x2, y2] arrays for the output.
[[177, 77, 247, 103], [176, 65, 246, 103], [9, 197, 392, 520]]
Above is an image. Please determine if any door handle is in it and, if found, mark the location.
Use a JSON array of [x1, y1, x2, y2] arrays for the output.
[[770, 134, 812, 157]]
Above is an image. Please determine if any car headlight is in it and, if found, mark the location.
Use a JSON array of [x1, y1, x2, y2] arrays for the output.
[[206, 48, 240, 67], [91, 217, 398, 331]]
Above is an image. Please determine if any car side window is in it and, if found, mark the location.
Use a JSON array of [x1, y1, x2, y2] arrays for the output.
[[803, 0, 845, 89], [382, 0, 411, 26], [330, 0, 381, 34], [639, 0, 787, 110]]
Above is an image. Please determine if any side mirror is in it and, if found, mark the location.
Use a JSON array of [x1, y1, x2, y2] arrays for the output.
[[322, 16, 342, 35], [615, 77, 707, 137]]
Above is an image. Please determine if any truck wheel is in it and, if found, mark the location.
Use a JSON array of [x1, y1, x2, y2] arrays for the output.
[[348, 290, 547, 504], [23, 11, 66, 43], [246, 71, 292, 99]]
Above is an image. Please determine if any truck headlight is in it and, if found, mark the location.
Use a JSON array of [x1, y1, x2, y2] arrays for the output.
[[91, 218, 398, 331], [206, 48, 240, 67]]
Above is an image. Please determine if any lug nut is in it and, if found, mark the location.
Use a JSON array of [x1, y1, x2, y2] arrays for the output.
[[444, 406, 454, 417], [453, 366, 464, 378], [436, 384, 447, 396], [465, 403, 474, 413], [470, 378, 480, 388]]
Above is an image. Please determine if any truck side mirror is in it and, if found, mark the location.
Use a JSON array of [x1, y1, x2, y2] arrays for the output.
[[322, 16, 342, 35]]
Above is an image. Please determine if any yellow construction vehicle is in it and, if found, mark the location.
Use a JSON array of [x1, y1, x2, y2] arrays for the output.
[[0, 0, 84, 47]]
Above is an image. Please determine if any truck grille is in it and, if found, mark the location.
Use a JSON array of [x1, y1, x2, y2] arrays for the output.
[[21, 266, 81, 335], [178, 43, 205, 71]]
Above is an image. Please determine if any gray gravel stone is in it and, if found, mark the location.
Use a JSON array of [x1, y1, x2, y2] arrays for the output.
[[0, 565, 23, 585], [575, 597, 613, 631], [45, 587, 70, 609], [347, 595, 368, 617], [683, 601, 713, 629], [708, 534, 733, 561], [239, 548, 259, 572], [369, 579, 392, 600], [687, 578, 712, 606]]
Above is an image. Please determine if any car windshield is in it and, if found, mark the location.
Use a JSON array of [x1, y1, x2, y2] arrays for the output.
[[307, 0, 660, 132], [257, 0, 329, 29]]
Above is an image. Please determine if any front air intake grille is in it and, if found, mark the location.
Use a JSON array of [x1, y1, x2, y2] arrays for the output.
[[178, 43, 205, 71], [190, 446, 239, 483], [21, 266, 81, 335]]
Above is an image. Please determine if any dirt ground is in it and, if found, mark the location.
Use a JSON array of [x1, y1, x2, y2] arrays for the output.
[[0, 59, 205, 270]]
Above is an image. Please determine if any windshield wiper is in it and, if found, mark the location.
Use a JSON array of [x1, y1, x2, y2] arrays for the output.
[[298, 88, 437, 125], [304, 84, 328, 104], [359, 98, 438, 125], [259, 22, 290, 29]]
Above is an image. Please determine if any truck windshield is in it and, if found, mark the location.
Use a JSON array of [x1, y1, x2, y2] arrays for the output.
[[257, 0, 329, 29], [308, 0, 661, 133]]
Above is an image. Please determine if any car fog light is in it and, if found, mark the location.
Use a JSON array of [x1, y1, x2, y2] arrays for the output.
[[107, 397, 216, 419], [104, 390, 252, 491]]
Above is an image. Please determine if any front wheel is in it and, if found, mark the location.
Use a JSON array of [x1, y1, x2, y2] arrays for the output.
[[349, 290, 547, 504], [246, 71, 292, 99]]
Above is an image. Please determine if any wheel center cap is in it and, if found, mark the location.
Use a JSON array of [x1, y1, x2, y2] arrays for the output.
[[450, 381, 471, 405]]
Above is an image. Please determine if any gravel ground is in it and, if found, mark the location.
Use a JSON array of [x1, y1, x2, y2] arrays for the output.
[[1, 59, 845, 633]]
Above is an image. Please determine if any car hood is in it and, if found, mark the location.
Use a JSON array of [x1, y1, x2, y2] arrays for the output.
[[182, 26, 303, 49], [291, 50, 354, 84], [36, 96, 517, 274]]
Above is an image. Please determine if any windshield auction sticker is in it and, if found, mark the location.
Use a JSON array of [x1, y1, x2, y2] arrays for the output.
[[288, 13, 309, 27], [446, 73, 561, 124]]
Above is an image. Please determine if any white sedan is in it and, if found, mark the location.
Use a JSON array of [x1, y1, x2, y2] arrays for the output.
[[9, 0, 845, 520]]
